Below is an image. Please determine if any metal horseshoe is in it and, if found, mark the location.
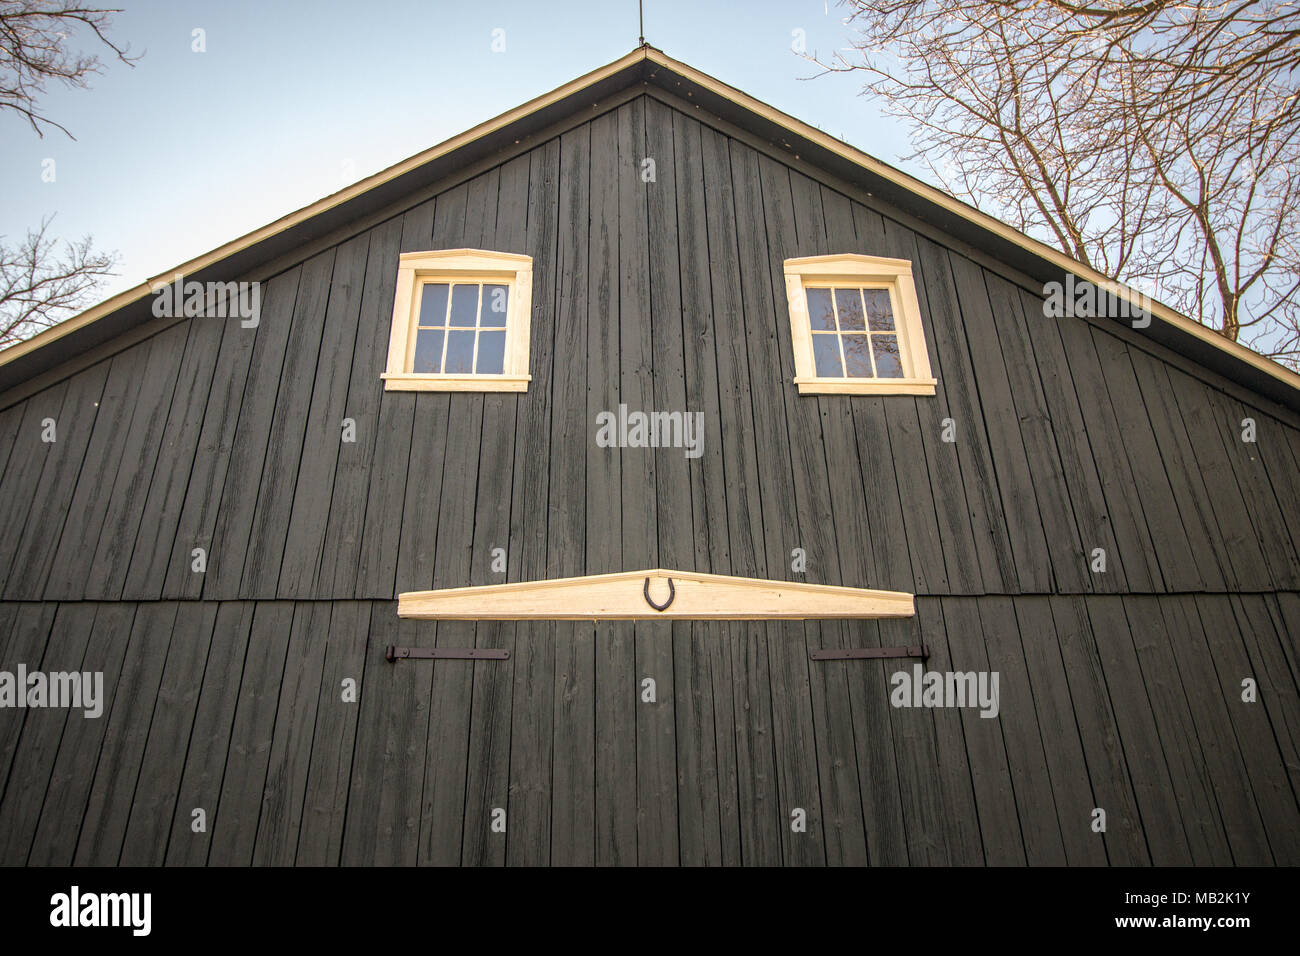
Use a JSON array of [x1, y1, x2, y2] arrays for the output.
[[643, 576, 675, 612]]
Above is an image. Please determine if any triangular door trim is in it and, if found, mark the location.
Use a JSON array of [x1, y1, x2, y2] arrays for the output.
[[397, 568, 914, 621]]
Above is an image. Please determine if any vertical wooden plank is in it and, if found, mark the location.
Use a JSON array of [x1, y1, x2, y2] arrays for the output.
[[295, 601, 369, 865], [983, 273, 1087, 592], [703, 124, 782, 865], [251, 602, 331, 864], [0, 605, 58, 800], [1194, 595, 1297, 863], [1088, 331, 1206, 590], [74, 602, 180, 865], [411, 177, 487, 866], [206, 601, 294, 866], [674, 109, 739, 866], [202, 267, 303, 597], [1154, 597, 1272, 863], [939, 597, 1024, 864], [875, 213, 985, 593], [582, 109, 638, 866], [0, 603, 96, 864], [977, 597, 1068, 864], [239, 250, 338, 597], [1013, 287, 1123, 592], [504, 139, 561, 867], [636, 97, 687, 867], [26, 604, 137, 865], [1125, 350, 1233, 589], [352, 201, 430, 598], [38, 348, 144, 598], [278, 231, 372, 596], [909, 234, 1016, 592], [913, 600, 986, 864], [852, 207, 949, 597], [123, 311, 228, 600], [339, 603, 425, 865], [462, 154, 529, 867], [740, 143, 825, 866], [84, 322, 189, 598], [1201, 386, 1300, 589], [162, 293, 261, 600], [119, 601, 220, 864], [317, 217, 405, 598], [164, 601, 255, 866], [1083, 596, 1194, 863], [1046, 595, 1149, 864], [946, 254, 1053, 592], [544, 123, 595, 866], [0, 379, 89, 598], [1118, 596, 1232, 863], [1050, 314, 1163, 590], [783, 172, 873, 866]]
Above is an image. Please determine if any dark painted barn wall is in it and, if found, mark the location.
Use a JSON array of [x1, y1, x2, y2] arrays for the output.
[[1, 93, 1298, 866], [1, 95, 1298, 602]]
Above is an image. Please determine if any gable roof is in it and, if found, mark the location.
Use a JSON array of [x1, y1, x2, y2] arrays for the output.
[[4, 44, 1298, 412]]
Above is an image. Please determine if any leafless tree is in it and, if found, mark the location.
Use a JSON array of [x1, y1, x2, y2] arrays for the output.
[[0, 216, 116, 347], [811, 0, 1300, 367], [0, 1, 134, 345]]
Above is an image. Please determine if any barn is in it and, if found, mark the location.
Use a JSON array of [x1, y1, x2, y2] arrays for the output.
[[0, 45, 1297, 867]]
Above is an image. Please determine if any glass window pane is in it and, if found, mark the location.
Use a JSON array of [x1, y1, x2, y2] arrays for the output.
[[481, 284, 509, 327], [842, 333, 874, 377], [449, 284, 479, 327], [806, 288, 836, 332], [412, 328, 444, 373], [873, 334, 904, 377], [834, 288, 866, 331], [418, 283, 449, 327], [476, 330, 506, 373], [864, 289, 895, 331], [811, 333, 843, 377], [444, 329, 476, 374]]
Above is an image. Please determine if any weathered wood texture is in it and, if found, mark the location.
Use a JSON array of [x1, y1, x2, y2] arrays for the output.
[[1, 97, 1297, 602], [0, 93, 1297, 867], [0, 595, 1292, 865]]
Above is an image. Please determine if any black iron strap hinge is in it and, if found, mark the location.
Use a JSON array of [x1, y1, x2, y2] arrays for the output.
[[386, 646, 510, 662], [810, 645, 929, 661]]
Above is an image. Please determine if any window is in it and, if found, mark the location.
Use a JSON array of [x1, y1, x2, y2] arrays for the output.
[[383, 249, 532, 391], [783, 254, 936, 395]]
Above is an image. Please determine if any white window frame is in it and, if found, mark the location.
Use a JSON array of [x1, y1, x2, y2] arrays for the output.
[[783, 254, 936, 395], [382, 249, 533, 392]]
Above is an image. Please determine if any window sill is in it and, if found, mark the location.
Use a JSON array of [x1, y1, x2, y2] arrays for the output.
[[793, 376, 937, 396], [381, 373, 531, 393]]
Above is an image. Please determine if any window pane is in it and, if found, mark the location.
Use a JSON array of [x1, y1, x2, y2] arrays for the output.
[[449, 284, 479, 327], [834, 288, 866, 331], [873, 334, 903, 377], [864, 289, 895, 331], [481, 284, 509, 327], [806, 288, 836, 332], [811, 333, 843, 377], [412, 328, 444, 373], [444, 329, 476, 373], [477, 330, 506, 374], [842, 333, 874, 377], [418, 283, 449, 327]]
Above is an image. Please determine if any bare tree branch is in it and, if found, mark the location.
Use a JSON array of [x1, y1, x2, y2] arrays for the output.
[[0, 0, 136, 138], [0, 215, 117, 347], [810, 0, 1300, 367]]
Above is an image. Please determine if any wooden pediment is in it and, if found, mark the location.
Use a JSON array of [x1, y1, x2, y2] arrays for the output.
[[397, 569, 914, 621]]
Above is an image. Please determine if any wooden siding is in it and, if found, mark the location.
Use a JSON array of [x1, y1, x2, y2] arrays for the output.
[[1, 93, 1298, 865], [0, 96, 1298, 601], [0, 595, 1295, 865]]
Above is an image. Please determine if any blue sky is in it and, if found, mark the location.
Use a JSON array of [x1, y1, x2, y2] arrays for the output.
[[2, 0, 915, 303]]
